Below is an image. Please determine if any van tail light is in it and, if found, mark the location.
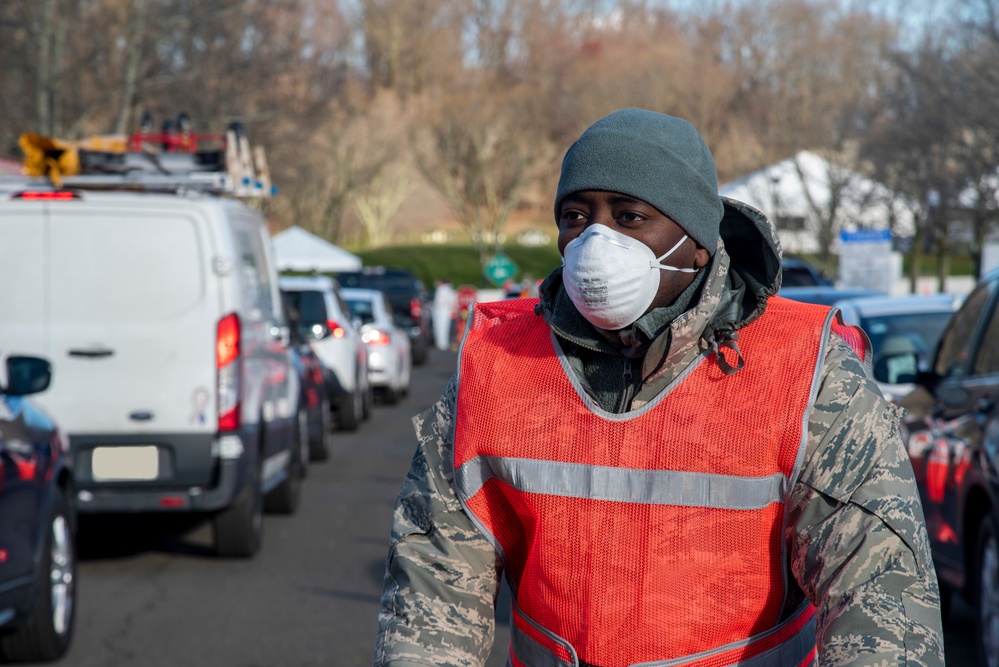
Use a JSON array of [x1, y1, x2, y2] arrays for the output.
[[410, 299, 422, 319], [217, 313, 241, 432], [362, 328, 391, 346], [12, 191, 80, 201], [326, 319, 346, 338]]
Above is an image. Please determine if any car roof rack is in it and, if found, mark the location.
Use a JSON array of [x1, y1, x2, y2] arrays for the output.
[[13, 115, 275, 198]]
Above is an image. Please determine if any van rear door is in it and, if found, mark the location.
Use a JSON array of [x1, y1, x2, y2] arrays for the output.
[[0, 201, 46, 355], [38, 206, 218, 436]]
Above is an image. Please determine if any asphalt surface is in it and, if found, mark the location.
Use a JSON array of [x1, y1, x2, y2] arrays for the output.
[[42, 348, 975, 666]]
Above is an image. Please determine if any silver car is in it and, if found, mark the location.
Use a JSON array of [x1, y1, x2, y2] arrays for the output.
[[339, 287, 412, 405], [833, 293, 963, 402], [280, 276, 372, 431]]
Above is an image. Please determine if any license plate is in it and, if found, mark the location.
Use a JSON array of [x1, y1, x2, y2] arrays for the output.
[[91, 446, 159, 481]]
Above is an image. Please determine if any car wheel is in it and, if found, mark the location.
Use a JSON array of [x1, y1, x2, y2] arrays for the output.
[[362, 383, 374, 420], [383, 386, 399, 405], [412, 343, 428, 366], [213, 457, 263, 558], [337, 388, 361, 432], [310, 403, 332, 462], [297, 407, 310, 479], [0, 486, 76, 662], [976, 513, 999, 667]]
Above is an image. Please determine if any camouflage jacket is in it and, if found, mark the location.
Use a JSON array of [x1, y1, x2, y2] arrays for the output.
[[374, 200, 944, 667]]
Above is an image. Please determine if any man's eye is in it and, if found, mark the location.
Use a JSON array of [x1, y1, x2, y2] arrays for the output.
[[619, 211, 645, 223], [560, 211, 585, 224]]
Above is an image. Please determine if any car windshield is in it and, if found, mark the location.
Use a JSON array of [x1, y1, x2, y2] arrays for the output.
[[344, 298, 376, 325], [781, 268, 821, 287], [862, 312, 953, 367]]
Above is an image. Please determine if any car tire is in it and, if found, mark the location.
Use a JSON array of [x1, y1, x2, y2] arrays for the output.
[[297, 408, 311, 479], [383, 386, 399, 405], [310, 403, 332, 462], [412, 343, 428, 366], [362, 383, 374, 420], [213, 458, 263, 558], [337, 388, 362, 432], [265, 412, 304, 515], [0, 486, 76, 663], [975, 512, 999, 667]]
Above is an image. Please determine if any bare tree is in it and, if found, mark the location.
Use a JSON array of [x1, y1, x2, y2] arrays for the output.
[[352, 172, 417, 248], [412, 93, 548, 268], [113, 0, 149, 134]]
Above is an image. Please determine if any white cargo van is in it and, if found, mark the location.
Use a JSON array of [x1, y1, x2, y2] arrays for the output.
[[0, 185, 302, 557]]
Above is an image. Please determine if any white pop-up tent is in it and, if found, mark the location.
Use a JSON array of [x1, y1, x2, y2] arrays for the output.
[[720, 151, 916, 254], [271, 226, 363, 273]]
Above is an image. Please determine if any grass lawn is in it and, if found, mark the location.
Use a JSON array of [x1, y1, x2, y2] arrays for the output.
[[355, 243, 563, 288]]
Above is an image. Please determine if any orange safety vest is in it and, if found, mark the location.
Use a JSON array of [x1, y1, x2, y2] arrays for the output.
[[453, 297, 866, 667]]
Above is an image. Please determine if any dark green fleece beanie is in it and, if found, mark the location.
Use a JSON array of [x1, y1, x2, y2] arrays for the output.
[[555, 108, 724, 254]]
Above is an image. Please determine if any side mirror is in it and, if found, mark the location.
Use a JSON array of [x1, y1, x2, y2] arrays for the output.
[[873, 351, 919, 385], [4, 356, 52, 396]]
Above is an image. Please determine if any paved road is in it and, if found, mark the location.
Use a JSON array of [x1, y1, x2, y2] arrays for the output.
[[54, 348, 973, 666]]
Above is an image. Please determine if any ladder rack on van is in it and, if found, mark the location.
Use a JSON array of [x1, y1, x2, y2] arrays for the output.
[[15, 116, 275, 198]]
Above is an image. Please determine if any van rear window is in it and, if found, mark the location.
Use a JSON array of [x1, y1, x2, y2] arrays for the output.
[[49, 214, 204, 322], [283, 290, 328, 325]]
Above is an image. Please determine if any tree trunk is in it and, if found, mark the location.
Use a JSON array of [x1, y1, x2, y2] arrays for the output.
[[935, 215, 949, 293], [35, 0, 57, 135], [114, 0, 148, 135], [50, 0, 70, 135], [908, 228, 924, 294]]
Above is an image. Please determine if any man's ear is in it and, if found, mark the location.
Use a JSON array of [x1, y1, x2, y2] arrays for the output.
[[693, 246, 710, 268]]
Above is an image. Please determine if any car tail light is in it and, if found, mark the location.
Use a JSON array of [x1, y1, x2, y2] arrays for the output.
[[217, 313, 241, 431], [327, 319, 346, 338], [12, 191, 80, 201], [362, 328, 391, 346], [410, 299, 422, 319]]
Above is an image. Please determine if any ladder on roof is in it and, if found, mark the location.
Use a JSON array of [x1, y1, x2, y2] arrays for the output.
[[15, 115, 275, 197]]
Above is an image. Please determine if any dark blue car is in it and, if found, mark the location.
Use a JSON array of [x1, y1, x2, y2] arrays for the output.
[[0, 355, 75, 662], [881, 268, 999, 666]]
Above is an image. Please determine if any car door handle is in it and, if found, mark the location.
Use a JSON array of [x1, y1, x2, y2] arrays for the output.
[[68, 347, 115, 358]]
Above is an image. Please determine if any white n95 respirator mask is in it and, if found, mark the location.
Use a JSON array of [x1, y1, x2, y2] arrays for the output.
[[562, 224, 697, 330]]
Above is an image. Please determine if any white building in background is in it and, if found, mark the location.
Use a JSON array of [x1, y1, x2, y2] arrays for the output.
[[719, 150, 916, 255]]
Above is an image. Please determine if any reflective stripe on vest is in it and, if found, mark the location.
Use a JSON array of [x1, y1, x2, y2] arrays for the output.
[[455, 296, 862, 667], [455, 456, 787, 510]]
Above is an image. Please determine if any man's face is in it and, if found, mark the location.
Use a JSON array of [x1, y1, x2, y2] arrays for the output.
[[557, 190, 710, 317]]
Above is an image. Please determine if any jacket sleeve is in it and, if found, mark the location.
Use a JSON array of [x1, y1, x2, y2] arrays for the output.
[[790, 335, 945, 667], [373, 374, 503, 667]]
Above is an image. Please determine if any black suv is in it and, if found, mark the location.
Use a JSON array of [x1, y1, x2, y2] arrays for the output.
[[336, 267, 433, 365], [878, 267, 999, 666]]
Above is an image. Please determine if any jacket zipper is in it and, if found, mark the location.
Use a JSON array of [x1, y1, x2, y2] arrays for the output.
[[615, 359, 635, 413]]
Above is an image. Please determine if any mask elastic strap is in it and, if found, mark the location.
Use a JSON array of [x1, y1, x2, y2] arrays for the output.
[[654, 235, 699, 273]]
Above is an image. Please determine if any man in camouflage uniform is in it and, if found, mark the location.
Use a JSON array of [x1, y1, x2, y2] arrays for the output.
[[374, 109, 944, 667]]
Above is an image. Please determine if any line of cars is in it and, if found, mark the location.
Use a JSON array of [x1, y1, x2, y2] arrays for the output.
[[780, 259, 999, 666], [0, 176, 428, 661], [874, 268, 999, 667]]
